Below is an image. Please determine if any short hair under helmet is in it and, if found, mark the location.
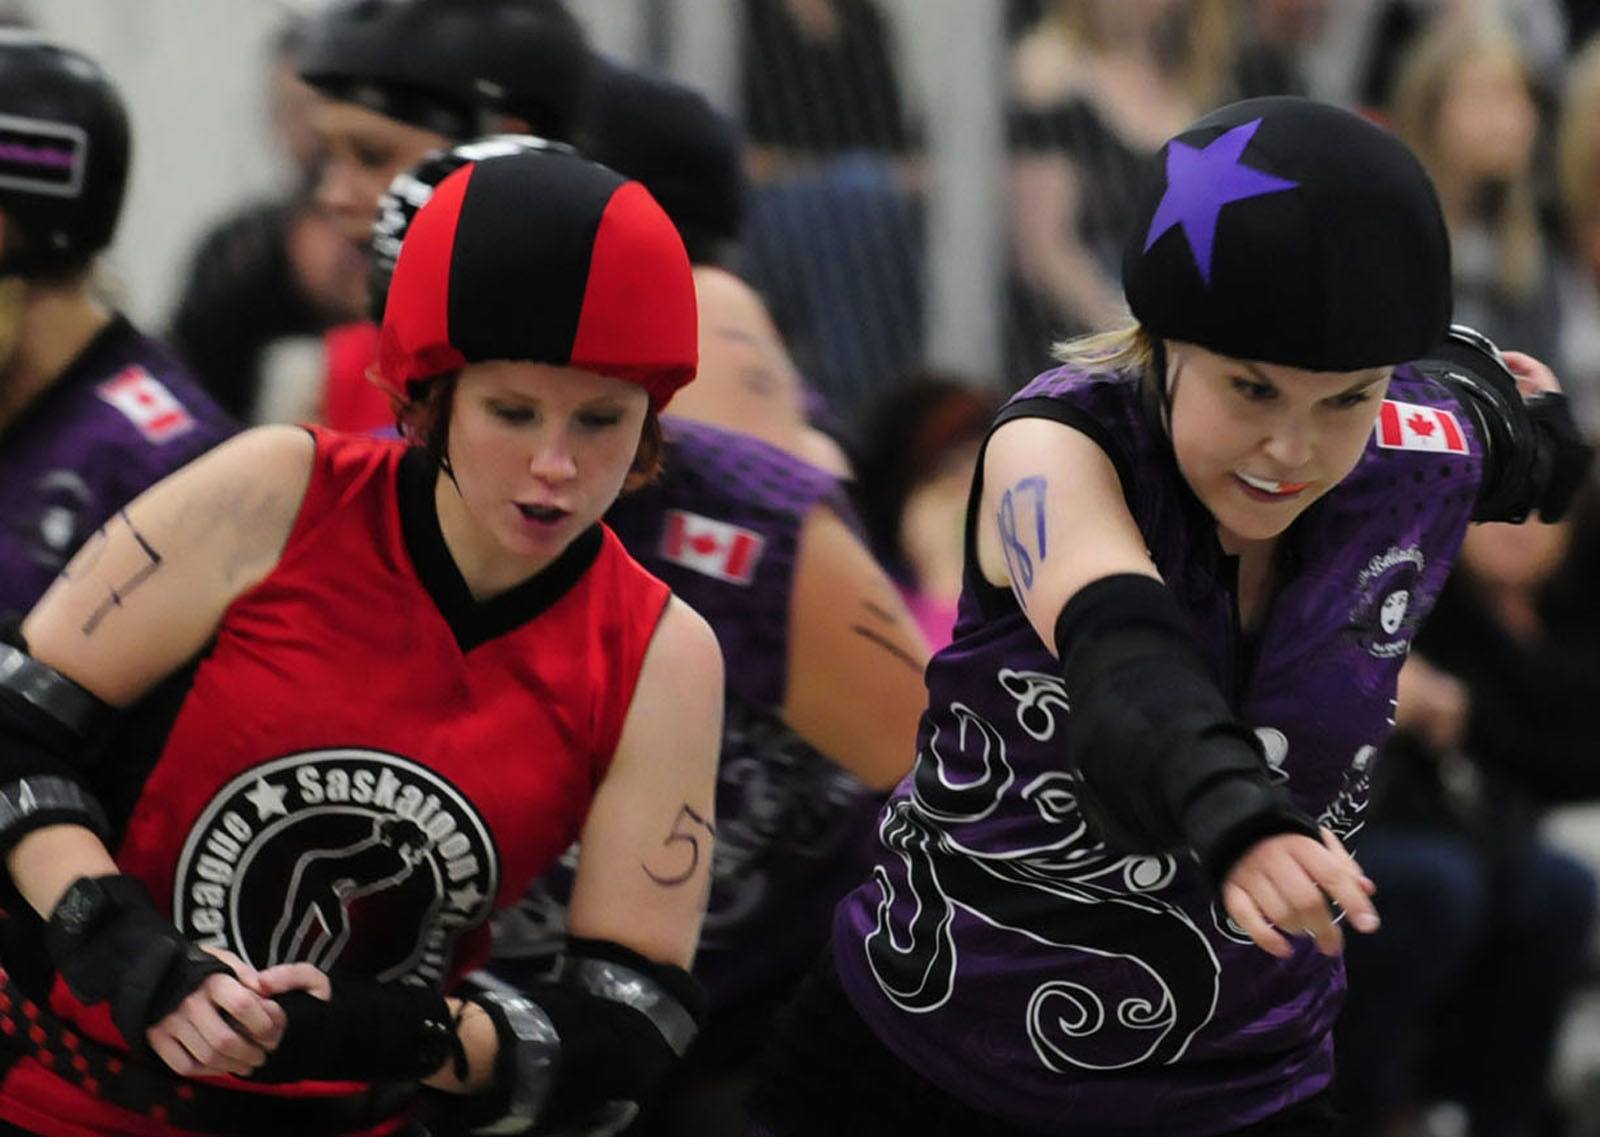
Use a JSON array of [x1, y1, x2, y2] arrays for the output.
[[377, 145, 697, 409], [298, 0, 591, 142], [0, 32, 130, 277], [1123, 97, 1451, 372]]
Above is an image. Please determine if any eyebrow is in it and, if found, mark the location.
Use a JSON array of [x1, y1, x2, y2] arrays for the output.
[[1242, 361, 1387, 399]]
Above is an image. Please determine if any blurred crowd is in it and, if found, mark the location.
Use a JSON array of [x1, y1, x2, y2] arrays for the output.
[[9, 0, 1600, 1134]]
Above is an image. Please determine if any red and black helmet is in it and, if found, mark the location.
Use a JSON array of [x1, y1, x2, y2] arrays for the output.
[[377, 143, 697, 409]]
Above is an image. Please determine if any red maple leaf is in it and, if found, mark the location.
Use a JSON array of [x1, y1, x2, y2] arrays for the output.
[[690, 533, 722, 556], [1406, 412, 1436, 437]]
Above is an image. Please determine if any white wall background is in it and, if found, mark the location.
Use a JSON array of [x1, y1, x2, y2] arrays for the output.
[[35, 0, 295, 328]]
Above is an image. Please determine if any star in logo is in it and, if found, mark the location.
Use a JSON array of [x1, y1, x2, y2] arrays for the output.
[[244, 777, 290, 821], [448, 882, 486, 912], [1143, 118, 1299, 286]]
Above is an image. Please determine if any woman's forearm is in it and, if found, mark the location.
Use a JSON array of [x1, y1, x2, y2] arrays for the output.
[[6, 824, 120, 918]]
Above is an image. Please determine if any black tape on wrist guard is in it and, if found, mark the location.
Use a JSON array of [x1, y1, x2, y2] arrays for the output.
[[47, 874, 230, 1049], [1053, 575, 1318, 886], [249, 978, 456, 1084], [1417, 325, 1595, 522]]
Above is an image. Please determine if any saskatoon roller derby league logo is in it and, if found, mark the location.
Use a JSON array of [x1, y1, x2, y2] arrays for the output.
[[173, 750, 498, 985]]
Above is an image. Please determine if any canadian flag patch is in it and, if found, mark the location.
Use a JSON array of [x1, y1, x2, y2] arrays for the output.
[[97, 366, 196, 444], [1374, 399, 1468, 455], [660, 510, 764, 585]]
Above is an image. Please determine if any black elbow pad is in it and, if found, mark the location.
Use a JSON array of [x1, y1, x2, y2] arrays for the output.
[[1053, 575, 1317, 888], [1416, 325, 1594, 522], [0, 636, 113, 853]]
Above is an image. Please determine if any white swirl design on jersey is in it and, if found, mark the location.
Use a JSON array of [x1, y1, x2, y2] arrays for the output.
[[863, 672, 1222, 1071]]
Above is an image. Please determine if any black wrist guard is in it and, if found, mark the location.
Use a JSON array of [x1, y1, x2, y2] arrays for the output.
[[1054, 575, 1319, 887], [438, 983, 562, 1134], [432, 942, 704, 1135], [47, 873, 230, 1050], [1417, 324, 1595, 522], [249, 977, 457, 1084]]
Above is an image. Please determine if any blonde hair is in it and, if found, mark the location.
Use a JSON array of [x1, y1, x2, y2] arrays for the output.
[[1049, 322, 1159, 374], [1389, 21, 1542, 300], [1558, 37, 1600, 242]]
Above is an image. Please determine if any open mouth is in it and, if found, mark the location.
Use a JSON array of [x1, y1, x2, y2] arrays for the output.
[[1234, 471, 1311, 499], [516, 503, 569, 524]]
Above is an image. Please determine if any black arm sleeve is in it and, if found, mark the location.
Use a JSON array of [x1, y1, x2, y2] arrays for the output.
[[1054, 574, 1318, 888], [1414, 325, 1594, 523]]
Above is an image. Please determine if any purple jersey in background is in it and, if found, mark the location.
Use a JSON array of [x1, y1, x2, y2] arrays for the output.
[[493, 416, 884, 1012], [832, 363, 1485, 1135], [0, 316, 235, 620]]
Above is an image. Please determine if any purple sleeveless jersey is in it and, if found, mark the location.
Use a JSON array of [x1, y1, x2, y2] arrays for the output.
[[832, 363, 1484, 1134], [0, 316, 235, 620], [494, 416, 883, 1011]]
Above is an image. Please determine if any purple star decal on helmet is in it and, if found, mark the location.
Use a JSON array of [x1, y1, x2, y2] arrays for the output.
[[1142, 118, 1299, 285]]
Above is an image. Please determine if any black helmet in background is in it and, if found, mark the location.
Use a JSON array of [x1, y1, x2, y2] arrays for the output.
[[298, 0, 591, 142], [0, 31, 130, 278]]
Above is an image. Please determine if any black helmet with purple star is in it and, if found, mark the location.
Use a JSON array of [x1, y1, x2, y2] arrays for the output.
[[1123, 97, 1451, 372]]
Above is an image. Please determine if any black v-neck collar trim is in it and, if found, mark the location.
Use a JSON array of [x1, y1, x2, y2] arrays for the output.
[[397, 447, 604, 653]]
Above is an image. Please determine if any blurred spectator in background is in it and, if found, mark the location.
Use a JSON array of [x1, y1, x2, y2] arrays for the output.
[[1004, 0, 1232, 382], [742, 0, 916, 178], [1391, 20, 1567, 375], [0, 35, 233, 622], [1357, 0, 1568, 114], [1336, 503, 1600, 1137], [296, 0, 592, 434], [853, 373, 1001, 648], [581, 60, 850, 476], [1232, 0, 1332, 98], [738, 0, 924, 415], [166, 18, 366, 424], [1555, 34, 1600, 435]]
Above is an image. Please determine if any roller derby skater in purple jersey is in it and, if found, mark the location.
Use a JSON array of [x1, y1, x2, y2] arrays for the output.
[[0, 34, 232, 621], [746, 96, 1594, 1137]]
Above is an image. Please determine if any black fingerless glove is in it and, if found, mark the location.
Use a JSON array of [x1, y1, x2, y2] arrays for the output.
[[46, 873, 231, 1050], [249, 977, 457, 1084]]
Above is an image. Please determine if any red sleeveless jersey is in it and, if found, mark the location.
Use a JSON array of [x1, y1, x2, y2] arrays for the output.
[[0, 428, 669, 1136]]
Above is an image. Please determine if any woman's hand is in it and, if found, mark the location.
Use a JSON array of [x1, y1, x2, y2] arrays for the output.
[[1501, 350, 1561, 398], [146, 948, 287, 1079], [1221, 828, 1379, 959], [1395, 655, 1470, 754], [254, 962, 332, 1002]]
